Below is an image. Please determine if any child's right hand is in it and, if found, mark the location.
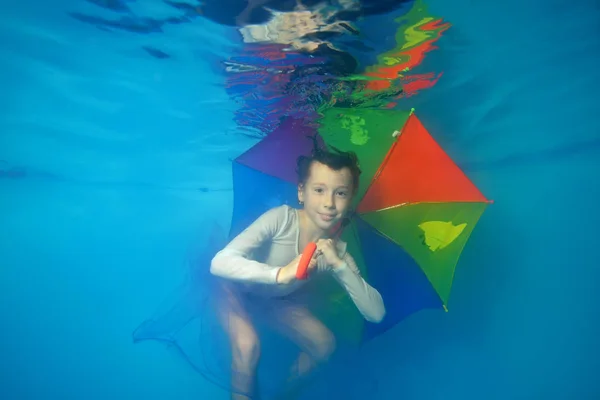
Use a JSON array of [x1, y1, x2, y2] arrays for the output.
[[276, 253, 318, 284]]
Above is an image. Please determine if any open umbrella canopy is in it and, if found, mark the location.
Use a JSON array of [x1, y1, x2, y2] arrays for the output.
[[230, 108, 491, 344]]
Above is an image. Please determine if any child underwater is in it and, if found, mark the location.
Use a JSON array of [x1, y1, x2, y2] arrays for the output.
[[210, 141, 386, 399]]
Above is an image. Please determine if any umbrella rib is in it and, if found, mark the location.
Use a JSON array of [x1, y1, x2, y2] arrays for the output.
[[357, 116, 411, 205]]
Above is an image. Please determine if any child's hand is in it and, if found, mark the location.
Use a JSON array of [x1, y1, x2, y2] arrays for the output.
[[276, 252, 318, 285], [316, 238, 344, 269]]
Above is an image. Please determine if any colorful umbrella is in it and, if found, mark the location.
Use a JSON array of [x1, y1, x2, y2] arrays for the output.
[[230, 108, 491, 345]]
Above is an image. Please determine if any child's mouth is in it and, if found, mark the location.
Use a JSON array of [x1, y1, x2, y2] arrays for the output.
[[319, 213, 335, 222]]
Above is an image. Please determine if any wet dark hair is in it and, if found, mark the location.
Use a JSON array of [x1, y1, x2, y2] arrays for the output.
[[296, 135, 361, 193]]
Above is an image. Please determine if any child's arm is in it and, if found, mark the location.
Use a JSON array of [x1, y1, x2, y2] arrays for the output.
[[210, 206, 286, 284], [330, 254, 386, 323]]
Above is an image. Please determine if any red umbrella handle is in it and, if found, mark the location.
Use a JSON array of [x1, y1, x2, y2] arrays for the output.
[[296, 242, 317, 280]]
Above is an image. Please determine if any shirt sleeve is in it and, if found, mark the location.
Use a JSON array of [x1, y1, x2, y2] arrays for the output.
[[210, 206, 286, 284], [330, 253, 386, 323]]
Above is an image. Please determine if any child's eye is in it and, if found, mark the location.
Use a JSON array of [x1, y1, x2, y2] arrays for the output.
[[337, 191, 348, 197], [314, 187, 324, 193]]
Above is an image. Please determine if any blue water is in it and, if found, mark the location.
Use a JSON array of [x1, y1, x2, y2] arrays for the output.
[[1, 1, 599, 399]]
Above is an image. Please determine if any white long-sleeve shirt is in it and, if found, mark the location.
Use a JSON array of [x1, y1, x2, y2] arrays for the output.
[[210, 205, 386, 323]]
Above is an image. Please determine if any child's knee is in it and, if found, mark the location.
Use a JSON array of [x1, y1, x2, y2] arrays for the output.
[[232, 333, 261, 368], [313, 329, 336, 363]]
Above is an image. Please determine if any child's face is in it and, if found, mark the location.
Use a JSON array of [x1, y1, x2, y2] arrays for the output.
[[298, 161, 354, 232]]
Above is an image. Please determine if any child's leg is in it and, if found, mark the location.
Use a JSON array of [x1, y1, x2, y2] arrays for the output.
[[216, 285, 262, 400], [271, 303, 336, 393]]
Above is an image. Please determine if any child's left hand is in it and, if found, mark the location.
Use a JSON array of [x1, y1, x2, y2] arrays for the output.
[[315, 238, 344, 269]]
